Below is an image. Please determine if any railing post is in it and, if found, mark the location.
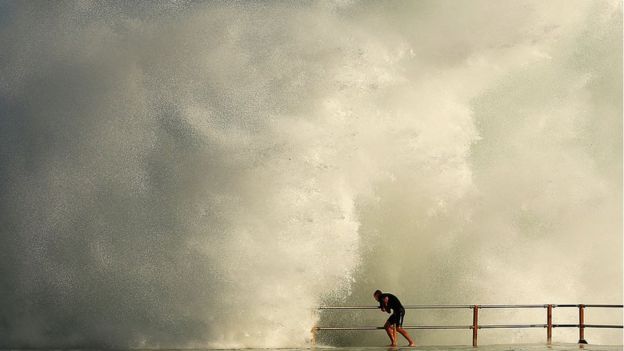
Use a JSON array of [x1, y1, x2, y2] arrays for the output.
[[578, 304, 587, 344], [547, 304, 552, 344], [472, 305, 479, 347]]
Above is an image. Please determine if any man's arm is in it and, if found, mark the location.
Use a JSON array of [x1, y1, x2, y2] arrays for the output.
[[381, 296, 390, 313]]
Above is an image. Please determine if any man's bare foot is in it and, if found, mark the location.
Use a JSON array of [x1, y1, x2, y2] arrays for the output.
[[408, 343, 415, 347]]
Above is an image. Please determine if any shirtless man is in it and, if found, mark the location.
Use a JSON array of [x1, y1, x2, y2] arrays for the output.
[[374, 290, 415, 347]]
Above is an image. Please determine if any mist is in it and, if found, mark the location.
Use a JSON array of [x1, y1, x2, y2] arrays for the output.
[[0, 0, 621, 348]]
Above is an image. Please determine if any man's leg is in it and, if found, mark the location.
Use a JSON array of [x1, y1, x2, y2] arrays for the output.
[[395, 309, 414, 346], [384, 321, 396, 346], [392, 326, 397, 345], [396, 326, 415, 346]]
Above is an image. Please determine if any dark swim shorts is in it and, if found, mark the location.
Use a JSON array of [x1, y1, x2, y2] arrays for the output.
[[387, 308, 405, 327]]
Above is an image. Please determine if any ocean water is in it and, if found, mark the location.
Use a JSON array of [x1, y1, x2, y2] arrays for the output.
[[280, 345, 621, 351], [3, 345, 619, 351], [222, 345, 624, 351], [157, 345, 623, 351], [303, 345, 619, 351]]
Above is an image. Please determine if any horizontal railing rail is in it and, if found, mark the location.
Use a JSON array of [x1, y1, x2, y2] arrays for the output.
[[315, 324, 624, 330], [318, 304, 622, 309], [313, 304, 623, 347]]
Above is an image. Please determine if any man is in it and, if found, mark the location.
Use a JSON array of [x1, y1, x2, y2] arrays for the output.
[[374, 289, 415, 347]]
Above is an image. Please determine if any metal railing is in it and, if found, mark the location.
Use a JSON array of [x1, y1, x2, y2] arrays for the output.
[[313, 304, 623, 346]]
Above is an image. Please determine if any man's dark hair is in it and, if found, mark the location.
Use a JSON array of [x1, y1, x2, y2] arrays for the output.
[[374, 289, 382, 296]]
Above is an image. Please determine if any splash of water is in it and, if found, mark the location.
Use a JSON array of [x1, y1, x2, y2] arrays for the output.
[[0, 0, 620, 348]]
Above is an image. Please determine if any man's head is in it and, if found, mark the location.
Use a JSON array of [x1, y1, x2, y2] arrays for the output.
[[373, 289, 382, 301]]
